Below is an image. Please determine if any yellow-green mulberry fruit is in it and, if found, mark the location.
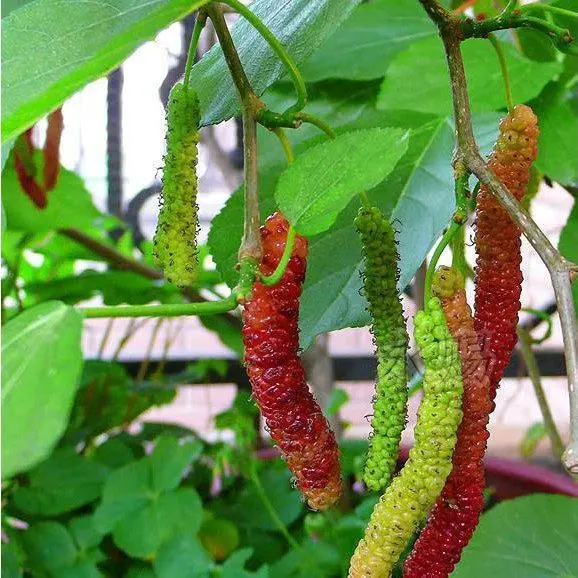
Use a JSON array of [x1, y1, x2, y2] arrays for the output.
[[356, 206, 408, 492], [348, 297, 463, 578], [154, 83, 200, 287]]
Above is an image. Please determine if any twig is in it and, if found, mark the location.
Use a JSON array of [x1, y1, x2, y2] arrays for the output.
[[249, 461, 302, 552], [60, 228, 161, 280], [518, 327, 565, 460], [206, 5, 262, 263], [418, 0, 578, 475]]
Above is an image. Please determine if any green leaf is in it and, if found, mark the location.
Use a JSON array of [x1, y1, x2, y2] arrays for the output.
[[12, 449, 109, 516], [93, 437, 136, 470], [2, 154, 101, 232], [190, 0, 361, 126], [198, 518, 240, 562], [276, 128, 409, 235], [301, 0, 435, 82], [25, 270, 178, 306], [153, 534, 212, 578], [199, 315, 243, 358], [1, 0, 36, 18], [259, 80, 383, 168], [270, 539, 340, 578], [533, 84, 578, 184], [94, 439, 203, 557], [68, 516, 104, 551], [1, 541, 23, 578], [297, 113, 501, 346], [377, 37, 561, 116], [208, 111, 499, 347], [1, 301, 83, 478], [125, 568, 157, 578], [1, 0, 209, 142], [149, 436, 203, 493], [220, 549, 269, 578], [325, 388, 349, 416], [93, 459, 151, 533], [67, 360, 175, 441], [559, 200, 578, 308], [113, 489, 203, 559], [228, 467, 303, 532], [519, 422, 548, 458], [453, 494, 578, 577], [21, 522, 77, 575]]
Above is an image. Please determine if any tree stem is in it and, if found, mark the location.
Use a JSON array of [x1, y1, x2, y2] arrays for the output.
[[207, 5, 262, 262], [221, 0, 307, 114], [418, 0, 578, 475]]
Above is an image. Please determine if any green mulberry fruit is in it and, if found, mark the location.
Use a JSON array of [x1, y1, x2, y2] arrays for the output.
[[154, 83, 200, 287], [356, 206, 408, 492]]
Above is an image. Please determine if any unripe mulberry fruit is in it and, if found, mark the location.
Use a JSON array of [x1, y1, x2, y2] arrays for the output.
[[349, 297, 463, 578], [356, 206, 408, 492], [153, 83, 200, 287], [404, 266, 493, 578]]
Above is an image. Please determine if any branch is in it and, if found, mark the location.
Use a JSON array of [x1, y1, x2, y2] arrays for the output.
[[419, 0, 578, 476], [60, 228, 161, 279], [206, 5, 262, 263]]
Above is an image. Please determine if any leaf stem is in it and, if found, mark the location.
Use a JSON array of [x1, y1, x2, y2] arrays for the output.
[[221, 0, 307, 114], [295, 112, 337, 139], [183, 11, 207, 89], [418, 0, 578, 476], [521, 3, 578, 20], [249, 461, 302, 552], [518, 327, 565, 460], [260, 227, 296, 286], [488, 34, 513, 112], [424, 168, 469, 302], [272, 127, 294, 164], [260, 128, 296, 287]]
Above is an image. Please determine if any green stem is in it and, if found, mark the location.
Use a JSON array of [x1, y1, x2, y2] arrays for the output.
[[521, 307, 554, 345], [518, 327, 565, 460], [521, 3, 578, 20], [272, 127, 294, 164], [260, 227, 296, 286], [183, 11, 207, 89], [295, 112, 336, 139], [359, 191, 372, 208], [259, 128, 296, 286], [460, 13, 573, 51], [80, 295, 237, 319], [488, 34, 513, 112], [451, 224, 473, 280], [424, 221, 461, 302], [249, 461, 302, 551], [407, 374, 424, 397], [424, 168, 469, 302], [221, 0, 307, 114]]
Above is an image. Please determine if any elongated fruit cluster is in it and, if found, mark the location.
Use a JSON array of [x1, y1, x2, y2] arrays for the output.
[[474, 104, 539, 394], [356, 206, 408, 492], [242, 212, 341, 510], [403, 266, 493, 578], [349, 297, 463, 578], [154, 83, 200, 287]]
